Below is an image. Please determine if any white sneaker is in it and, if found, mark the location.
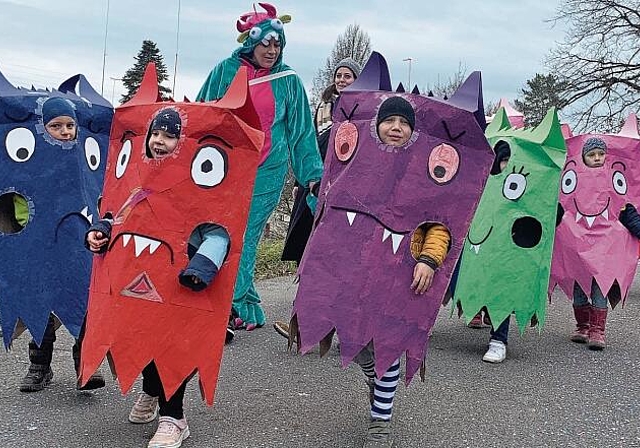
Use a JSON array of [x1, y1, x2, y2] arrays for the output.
[[482, 340, 507, 363]]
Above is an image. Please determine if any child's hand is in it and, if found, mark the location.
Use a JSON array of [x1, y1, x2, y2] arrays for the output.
[[87, 230, 109, 253], [411, 262, 435, 295]]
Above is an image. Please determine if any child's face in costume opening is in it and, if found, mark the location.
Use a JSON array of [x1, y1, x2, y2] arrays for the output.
[[583, 148, 606, 168], [334, 67, 356, 93], [499, 157, 510, 172], [45, 116, 77, 141], [148, 129, 179, 158], [251, 39, 281, 69], [377, 115, 413, 147]]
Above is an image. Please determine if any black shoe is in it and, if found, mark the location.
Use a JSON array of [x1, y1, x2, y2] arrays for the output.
[[225, 325, 235, 344], [77, 372, 105, 391], [20, 364, 53, 392]]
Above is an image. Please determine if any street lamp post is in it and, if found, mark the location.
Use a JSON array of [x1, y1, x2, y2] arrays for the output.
[[403, 57, 413, 89]]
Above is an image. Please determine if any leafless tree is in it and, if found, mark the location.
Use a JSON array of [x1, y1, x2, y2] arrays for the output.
[[310, 23, 372, 107], [425, 62, 468, 99], [546, 0, 640, 132]]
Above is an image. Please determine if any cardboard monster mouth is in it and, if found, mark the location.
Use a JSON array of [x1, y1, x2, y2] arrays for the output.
[[109, 232, 175, 264], [466, 226, 493, 254], [333, 206, 409, 255], [572, 197, 610, 228]]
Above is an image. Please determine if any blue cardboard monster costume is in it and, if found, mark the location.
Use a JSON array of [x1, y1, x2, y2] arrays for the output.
[[0, 69, 112, 348], [289, 52, 494, 381], [197, 3, 323, 328], [454, 107, 567, 331]]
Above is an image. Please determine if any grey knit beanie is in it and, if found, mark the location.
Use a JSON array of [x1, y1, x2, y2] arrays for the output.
[[582, 137, 607, 156], [334, 57, 361, 78]]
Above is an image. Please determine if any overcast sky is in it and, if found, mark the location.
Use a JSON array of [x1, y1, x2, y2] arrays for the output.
[[0, 0, 566, 108]]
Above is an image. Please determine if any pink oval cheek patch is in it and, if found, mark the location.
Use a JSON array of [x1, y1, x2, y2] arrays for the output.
[[428, 143, 459, 183], [335, 122, 359, 162]]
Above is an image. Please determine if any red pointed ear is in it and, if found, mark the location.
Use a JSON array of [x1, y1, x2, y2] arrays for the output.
[[212, 67, 261, 129], [121, 62, 161, 107]]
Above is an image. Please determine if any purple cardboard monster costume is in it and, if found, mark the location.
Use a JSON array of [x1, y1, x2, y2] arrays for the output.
[[550, 114, 640, 307], [290, 52, 494, 381]]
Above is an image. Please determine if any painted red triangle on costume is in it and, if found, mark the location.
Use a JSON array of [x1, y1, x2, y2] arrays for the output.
[[121, 272, 163, 303]]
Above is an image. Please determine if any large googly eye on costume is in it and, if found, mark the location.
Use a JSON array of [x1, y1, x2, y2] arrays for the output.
[[5, 127, 36, 162], [334, 122, 358, 162], [85, 137, 101, 171], [428, 144, 459, 184], [503, 172, 527, 200], [191, 146, 227, 188], [249, 26, 262, 40], [613, 171, 627, 195], [561, 170, 577, 194], [115, 140, 132, 179], [271, 18, 283, 30]]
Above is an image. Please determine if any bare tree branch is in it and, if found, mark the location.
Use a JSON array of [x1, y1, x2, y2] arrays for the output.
[[310, 23, 372, 107], [546, 0, 640, 131]]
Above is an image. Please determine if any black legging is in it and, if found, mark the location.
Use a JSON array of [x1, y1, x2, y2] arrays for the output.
[[142, 362, 189, 420]]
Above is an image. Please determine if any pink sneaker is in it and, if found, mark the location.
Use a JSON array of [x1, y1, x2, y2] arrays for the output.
[[148, 416, 190, 448]]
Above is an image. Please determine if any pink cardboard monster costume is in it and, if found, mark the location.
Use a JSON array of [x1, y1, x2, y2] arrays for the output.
[[79, 63, 262, 405], [550, 114, 640, 309]]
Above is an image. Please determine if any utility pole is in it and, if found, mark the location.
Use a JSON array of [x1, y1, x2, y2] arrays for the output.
[[101, 0, 110, 95], [403, 58, 413, 89], [172, 0, 182, 95]]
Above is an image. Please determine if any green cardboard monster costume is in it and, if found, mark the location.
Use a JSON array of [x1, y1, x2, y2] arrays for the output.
[[454, 108, 567, 330]]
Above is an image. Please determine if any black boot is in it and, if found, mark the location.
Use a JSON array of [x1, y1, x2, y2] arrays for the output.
[[20, 341, 54, 392], [20, 317, 55, 393], [73, 328, 105, 391]]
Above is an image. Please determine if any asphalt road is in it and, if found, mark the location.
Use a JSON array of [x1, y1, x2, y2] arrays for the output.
[[2, 275, 640, 448]]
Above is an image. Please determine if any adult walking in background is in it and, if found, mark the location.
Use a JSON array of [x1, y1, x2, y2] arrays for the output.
[[197, 3, 323, 331], [274, 57, 361, 340]]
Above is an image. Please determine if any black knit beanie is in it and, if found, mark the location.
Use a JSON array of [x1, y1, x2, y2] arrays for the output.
[[376, 96, 415, 131]]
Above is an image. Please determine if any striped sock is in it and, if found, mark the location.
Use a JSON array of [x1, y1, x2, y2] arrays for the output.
[[359, 358, 376, 381], [370, 359, 400, 421]]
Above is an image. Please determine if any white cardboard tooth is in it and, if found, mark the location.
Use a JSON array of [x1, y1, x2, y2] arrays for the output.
[[149, 240, 161, 254], [346, 212, 356, 226], [133, 235, 150, 257], [585, 216, 595, 228], [391, 233, 404, 254]]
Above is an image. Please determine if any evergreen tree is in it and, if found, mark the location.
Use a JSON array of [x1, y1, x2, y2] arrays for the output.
[[310, 24, 371, 107], [514, 73, 567, 128], [120, 40, 172, 104]]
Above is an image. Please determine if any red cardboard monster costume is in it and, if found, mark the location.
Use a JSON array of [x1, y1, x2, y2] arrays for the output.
[[79, 64, 262, 405]]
